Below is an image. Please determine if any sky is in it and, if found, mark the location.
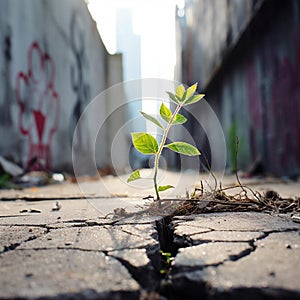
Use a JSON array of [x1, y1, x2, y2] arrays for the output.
[[87, 0, 184, 79]]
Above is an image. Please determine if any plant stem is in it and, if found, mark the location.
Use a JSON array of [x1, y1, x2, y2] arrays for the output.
[[153, 103, 184, 200]]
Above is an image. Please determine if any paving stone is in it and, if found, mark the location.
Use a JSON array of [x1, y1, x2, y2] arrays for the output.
[[174, 242, 252, 267], [173, 212, 300, 231], [0, 249, 139, 299], [176, 231, 300, 293], [1, 191, 300, 299], [0, 200, 99, 226], [109, 248, 150, 268], [18, 227, 79, 249], [190, 230, 264, 242], [76, 225, 158, 251], [174, 225, 212, 236], [171, 214, 300, 299], [0, 226, 47, 252], [0, 198, 151, 226], [19, 224, 158, 251]]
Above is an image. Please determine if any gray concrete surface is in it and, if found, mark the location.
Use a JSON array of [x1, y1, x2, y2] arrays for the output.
[[0, 175, 300, 299], [170, 212, 300, 299]]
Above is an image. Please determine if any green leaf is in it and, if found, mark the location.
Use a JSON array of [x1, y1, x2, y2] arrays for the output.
[[184, 94, 205, 106], [131, 132, 158, 154], [160, 103, 187, 125], [160, 102, 172, 123], [166, 92, 180, 104], [158, 185, 174, 192], [186, 83, 198, 99], [164, 141, 201, 156], [173, 113, 187, 125], [175, 84, 185, 100], [127, 170, 141, 182], [140, 111, 164, 129], [182, 90, 187, 101]]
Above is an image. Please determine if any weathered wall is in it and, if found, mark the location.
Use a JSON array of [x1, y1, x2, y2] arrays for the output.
[[181, 0, 264, 88], [0, 0, 125, 173], [178, 0, 300, 176]]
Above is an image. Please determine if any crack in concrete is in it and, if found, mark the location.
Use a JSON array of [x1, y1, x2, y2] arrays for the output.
[[63, 219, 88, 223], [14, 243, 159, 253], [173, 227, 299, 248], [153, 215, 300, 299], [0, 225, 51, 255], [105, 252, 160, 294], [119, 228, 142, 237], [1, 211, 299, 299], [0, 223, 49, 228], [74, 228, 82, 244], [169, 243, 255, 275], [228, 242, 255, 261], [0, 233, 47, 255], [171, 230, 296, 271]]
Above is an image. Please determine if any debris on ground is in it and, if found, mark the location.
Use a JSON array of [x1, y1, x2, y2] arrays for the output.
[[107, 181, 300, 224], [0, 156, 65, 189], [0, 156, 23, 177], [51, 201, 62, 211]]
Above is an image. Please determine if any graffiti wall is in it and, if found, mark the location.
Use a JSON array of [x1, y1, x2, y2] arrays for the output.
[[16, 42, 60, 170], [0, 0, 124, 172], [178, 0, 300, 176]]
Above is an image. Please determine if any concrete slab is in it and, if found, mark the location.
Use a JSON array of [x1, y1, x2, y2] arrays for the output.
[[169, 212, 300, 299], [189, 230, 264, 242], [174, 242, 253, 267], [0, 249, 140, 299], [19, 225, 157, 251], [0, 197, 148, 226], [109, 248, 150, 268], [0, 175, 299, 299], [172, 212, 300, 231], [0, 199, 160, 299], [199, 231, 300, 291], [0, 226, 47, 252]]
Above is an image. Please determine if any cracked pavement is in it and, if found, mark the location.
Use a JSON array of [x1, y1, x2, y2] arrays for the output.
[[0, 177, 300, 299], [168, 212, 300, 299]]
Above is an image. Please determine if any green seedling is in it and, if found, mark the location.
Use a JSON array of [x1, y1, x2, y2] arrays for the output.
[[160, 250, 173, 265], [127, 83, 204, 200], [159, 250, 173, 274]]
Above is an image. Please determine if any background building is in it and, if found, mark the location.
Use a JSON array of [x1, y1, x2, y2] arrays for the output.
[[176, 0, 300, 176]]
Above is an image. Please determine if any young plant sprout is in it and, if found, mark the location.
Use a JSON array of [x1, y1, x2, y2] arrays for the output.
[[127, 83, 204, 200]]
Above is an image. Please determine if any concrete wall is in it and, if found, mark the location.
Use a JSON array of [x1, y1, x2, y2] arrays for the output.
[[178, 0, 300, 176], [0, 0, 125, 173], [180, 0, 264, 88]]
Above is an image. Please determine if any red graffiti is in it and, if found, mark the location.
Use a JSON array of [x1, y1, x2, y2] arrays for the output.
[[16, 42, 60, 170]]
